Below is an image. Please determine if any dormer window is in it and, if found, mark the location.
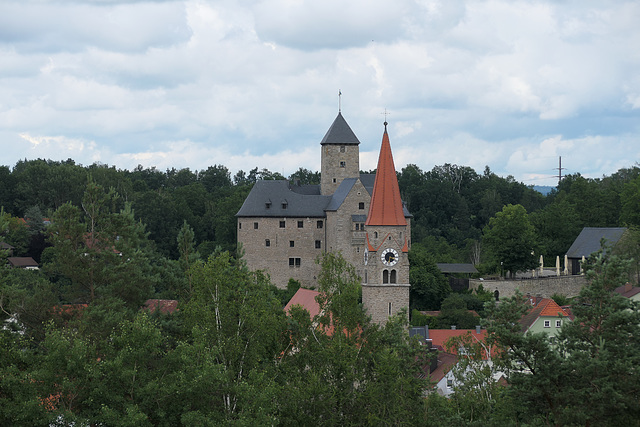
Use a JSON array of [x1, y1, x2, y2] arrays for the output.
[[265, 200, 271, 209], [282, 200, 288, 209]]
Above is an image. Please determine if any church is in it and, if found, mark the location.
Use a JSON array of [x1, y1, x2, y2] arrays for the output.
[[236, 111, 412, 324]]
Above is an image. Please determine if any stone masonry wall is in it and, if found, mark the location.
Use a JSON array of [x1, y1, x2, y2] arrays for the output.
[[469, 275, 588, 300], [362, 284, 410, 325], [321, 144, 360, 195], [238, 216, 325, 289]]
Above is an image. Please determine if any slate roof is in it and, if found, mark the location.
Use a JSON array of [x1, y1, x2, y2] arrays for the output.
[[0, 242, 14, 250], [320, 112, 360, 145], [7, 257, 38, 268], [613, 283, 640, 299], [236, 180, 331, 217], [437, 263, 479, 274], [518, 297, 569, 332], [366, 126, 407, 226], [566, 227, 627, 258]]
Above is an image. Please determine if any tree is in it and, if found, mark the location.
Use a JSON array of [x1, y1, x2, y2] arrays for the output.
[[482, 204, 538, 277], [178, 252, 286, 422], [278, 252, 427, 425], [45, 180, 154, 307], [409, 244, 450, 310], [485, 245, 640, 426]]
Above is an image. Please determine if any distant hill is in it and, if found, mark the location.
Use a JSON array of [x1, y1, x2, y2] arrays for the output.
[[533, 185, 554, 195]]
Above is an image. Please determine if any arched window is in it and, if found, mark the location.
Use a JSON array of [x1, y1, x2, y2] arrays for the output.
[[383, 270, 389, 284], [390, 270, 397, 284]]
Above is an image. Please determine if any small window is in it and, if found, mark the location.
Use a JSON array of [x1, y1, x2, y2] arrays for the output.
[[555, 320, 562, 328], [388, 302, 392, 316], [265, 239, 270, 247], [360, 223, 365, 230], [289, 240, 294, 248], [297, 220, 303, 228], [332, 178, 336, 183], [374, 232, 378, 238], [238, 222, 242, 229], [315, 240, 321, 249], [340, 145, 345, 153], [355, 223, 360, 231], [544, 320, 550, 328], [383, 270, 389, 284], [339, 161, 346, 168], [359, 202, 365, 210], [282, 202, 288, 209], [279, 221, 285, 228], [254, 222, 259, 229], [289, 257, 301, 267], [447, 378, 453, 388], [317, 220, 323, 229]]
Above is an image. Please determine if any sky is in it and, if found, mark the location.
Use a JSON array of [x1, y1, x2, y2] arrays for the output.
[[1, 0, 639, 187]]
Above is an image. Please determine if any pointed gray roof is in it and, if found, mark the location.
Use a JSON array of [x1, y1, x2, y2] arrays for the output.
[[320, 112, 360, 145], [566, 227, 627, 258]]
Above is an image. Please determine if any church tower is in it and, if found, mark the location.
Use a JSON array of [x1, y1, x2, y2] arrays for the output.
[[320, 112, 360, 195], [362, 121, 411, 325]]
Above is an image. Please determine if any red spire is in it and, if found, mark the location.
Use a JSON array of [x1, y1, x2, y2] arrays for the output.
[[366, 123, 406, 226]]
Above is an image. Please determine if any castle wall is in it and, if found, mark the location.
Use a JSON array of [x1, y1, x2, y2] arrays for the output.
[[238, 216, 325, 289], [469, 275, 588, 299]]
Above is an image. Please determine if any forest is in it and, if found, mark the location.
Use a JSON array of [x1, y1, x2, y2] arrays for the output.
[[1, 158, 640, 425]]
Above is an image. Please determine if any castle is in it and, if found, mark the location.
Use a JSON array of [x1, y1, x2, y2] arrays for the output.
[[236, 112, 411, 324]]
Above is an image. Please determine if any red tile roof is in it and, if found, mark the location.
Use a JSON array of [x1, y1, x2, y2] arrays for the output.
[[284, 288, 321, 318], [519, 297, 569, 332], [365, 125, 406, 227], [428, 329, 496, 358], [143, 299, 178, 314]]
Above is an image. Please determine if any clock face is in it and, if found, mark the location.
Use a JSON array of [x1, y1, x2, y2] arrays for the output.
[[381, 248, 399, 266]]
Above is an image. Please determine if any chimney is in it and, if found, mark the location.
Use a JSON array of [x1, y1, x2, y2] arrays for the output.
[[451, 325, 456, 330], [476, 325, 481, 334], [425, 325, 429, 340], [625, 282, 632, 292]]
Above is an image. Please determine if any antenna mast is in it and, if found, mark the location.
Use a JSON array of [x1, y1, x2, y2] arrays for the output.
[[556, 156, 565, 185]]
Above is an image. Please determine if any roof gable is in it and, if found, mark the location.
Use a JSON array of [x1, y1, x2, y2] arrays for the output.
[[320, 112, 360, 146], [519, 297, 569, 331], [365, 125, 406, 226]]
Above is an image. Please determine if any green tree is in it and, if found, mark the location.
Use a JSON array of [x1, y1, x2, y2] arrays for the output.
[[178, 252, 286, 422], [409, 244, 450, 310], [485, 245, 640, 426], [45, 180, 154, 307], [279, 252, 427, 425], [483, 204, 538, 277]]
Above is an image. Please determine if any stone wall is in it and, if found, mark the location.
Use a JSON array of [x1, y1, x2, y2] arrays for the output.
[[238, 216, 325, 289], [469, 275, 588, 300], [362, 284, 410, 325]]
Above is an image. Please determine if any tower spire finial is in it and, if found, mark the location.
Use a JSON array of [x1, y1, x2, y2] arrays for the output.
[[381, 108, 390, 129], [338, 90, 342, 112]]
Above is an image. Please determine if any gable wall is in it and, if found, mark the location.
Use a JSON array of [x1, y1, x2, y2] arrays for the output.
[[238, 216, 325, 288]]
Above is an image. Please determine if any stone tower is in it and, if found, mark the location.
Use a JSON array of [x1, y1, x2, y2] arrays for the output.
[[320, 112, 360, 195], [362, 122, 411, 325]]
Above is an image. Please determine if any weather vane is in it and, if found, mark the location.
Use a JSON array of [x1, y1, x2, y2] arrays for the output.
[[338, 90, 342, 112]]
